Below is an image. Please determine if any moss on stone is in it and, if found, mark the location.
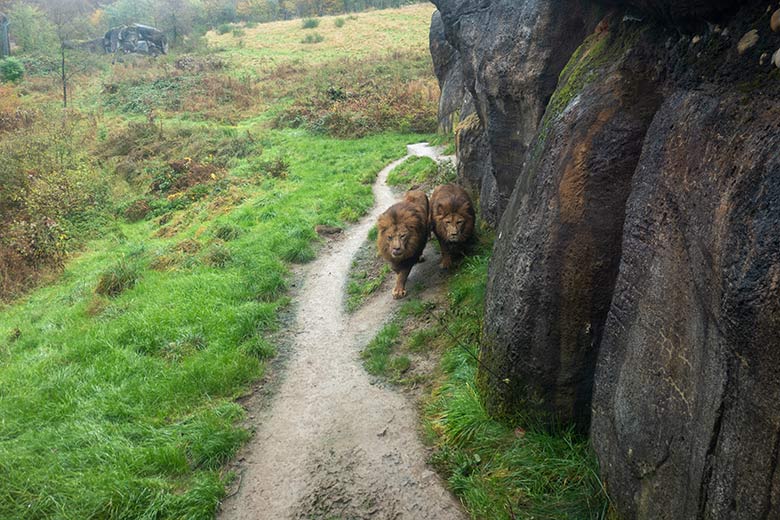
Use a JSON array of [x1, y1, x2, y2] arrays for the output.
[[529, 25, 643, 167]]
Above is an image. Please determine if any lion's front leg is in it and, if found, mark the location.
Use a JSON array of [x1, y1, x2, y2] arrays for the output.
[[392, 268, 410, 299], [438, 240, 453, 269]]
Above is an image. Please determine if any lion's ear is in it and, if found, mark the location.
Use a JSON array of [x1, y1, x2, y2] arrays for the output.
[[436, 203, 444, 216]]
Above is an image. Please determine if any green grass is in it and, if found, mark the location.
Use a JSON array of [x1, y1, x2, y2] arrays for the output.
[[386, 156, 437, 187], [386, 155, 456, 190], [421, 248, 613, 520], [0, 3, 443, 517], [345, 227, 391, 313], [0, 130, 422, 519], [360, 322, 401, 376], [301, 33, 325, 44]]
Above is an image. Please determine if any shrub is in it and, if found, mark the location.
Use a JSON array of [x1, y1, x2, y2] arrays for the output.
[[301, 18, 319, 29], [255, 154, 289, 178], [232, 28, 245, 38], [301, 33, 325, 44], [334, 18, 345, 28], [0, 58, 25, 83], [216, 23, 231, 35], [95, 260, 140, 297], [123, 198, 152, 222]]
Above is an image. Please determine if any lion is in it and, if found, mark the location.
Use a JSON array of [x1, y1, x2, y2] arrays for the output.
[[430, 184, 475, 269], [377, 190, 429, 299]]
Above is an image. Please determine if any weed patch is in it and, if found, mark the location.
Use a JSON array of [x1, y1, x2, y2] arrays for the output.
[[421, 248, 613, 519], [386, 155, 455, 190], [301, 33, 325, 44], [95, 260, 141, 296], [345, 235, 390, 313]]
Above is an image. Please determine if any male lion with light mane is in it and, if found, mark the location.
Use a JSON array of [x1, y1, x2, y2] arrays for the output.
[[430, 184, 475, 269], [377, 190, 429, 299]]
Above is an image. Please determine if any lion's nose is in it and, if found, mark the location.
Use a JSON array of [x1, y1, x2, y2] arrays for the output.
[[392, 248, 401, 255]]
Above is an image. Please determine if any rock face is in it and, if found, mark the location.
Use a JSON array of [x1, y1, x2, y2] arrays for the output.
[[432, 0, 780, 517], [592, 87, 780, 520], [617, 0, 741, 19], [430, 0, 604, 222], [481, 23, 665, 431], [429, 11, 465, 134]]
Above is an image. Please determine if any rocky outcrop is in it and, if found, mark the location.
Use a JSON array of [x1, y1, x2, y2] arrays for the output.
[[616, 0, 741, 20], [481, 22, 665, 430], [432, 0, 780, 517], [431, 0, 604, 222], [429, 11, 465, 134], [591, 85, 780, 520]]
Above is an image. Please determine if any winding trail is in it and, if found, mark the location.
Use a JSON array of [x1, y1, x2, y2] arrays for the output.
[[219, 144, 465, 519]]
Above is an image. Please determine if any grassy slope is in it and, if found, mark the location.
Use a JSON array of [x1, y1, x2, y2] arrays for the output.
[[207, 5, 434, 68], [0, 5, 436, 519]]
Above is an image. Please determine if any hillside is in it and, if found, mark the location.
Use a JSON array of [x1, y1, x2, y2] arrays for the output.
[[0, 5, 441, 518]]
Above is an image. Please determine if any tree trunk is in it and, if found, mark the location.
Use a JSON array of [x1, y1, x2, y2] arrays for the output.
[[61, 43, 67, 108]]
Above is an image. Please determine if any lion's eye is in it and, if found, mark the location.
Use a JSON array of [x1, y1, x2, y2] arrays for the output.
[[457, 220, 464, 225], [400, 234, 407, 239], [387, 235, 393, 241]]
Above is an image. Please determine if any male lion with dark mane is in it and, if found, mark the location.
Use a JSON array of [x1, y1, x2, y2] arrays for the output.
[[377, 190, 429, 299], [430, 184, 475, 269]]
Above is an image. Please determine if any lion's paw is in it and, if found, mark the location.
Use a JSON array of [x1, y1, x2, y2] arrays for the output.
[[392, 288, 407, 299]]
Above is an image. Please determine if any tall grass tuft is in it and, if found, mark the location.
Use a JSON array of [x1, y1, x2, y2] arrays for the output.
[[301, 17, 319, 29], [301, 33, 325, 44], [95, 260, 140, 296], [421, 245, 614, 519]]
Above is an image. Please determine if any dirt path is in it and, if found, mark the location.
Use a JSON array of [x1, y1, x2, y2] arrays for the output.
[[219, 144, 465, 520]]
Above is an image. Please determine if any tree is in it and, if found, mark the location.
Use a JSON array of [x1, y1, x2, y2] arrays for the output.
[[5, 3, 57, 54], [40, 0, 92, 108], [152, 0, 201, 46]]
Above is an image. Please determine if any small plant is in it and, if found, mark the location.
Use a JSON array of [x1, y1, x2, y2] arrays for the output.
[[232, 28, 245, 38], [245, 21, 258, 29], [334, 18, 345, 28], [301, 33, 324, 44], [123, 198, 151, 222], [301, 18, 319, 29], [0, 57, 24, 83], [204, 241, 232, 268], [213, 223, 242, 241], [95, 260, 140, 297], [256, 154, 289, 178], [216, 23, 231, 35]]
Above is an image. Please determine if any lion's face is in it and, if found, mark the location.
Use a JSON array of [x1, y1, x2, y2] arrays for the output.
[[431, 184, 474, 245], [380, 222, 414, 259], [377, 195, 428, 265], [434, 206, 474, 243]]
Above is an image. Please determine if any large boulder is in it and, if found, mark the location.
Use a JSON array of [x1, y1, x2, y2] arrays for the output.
[[431, 0, 604, 221], [429, 0, 780, 516], [591, 87, 780, 519], [480, 22, 664, 430], [429, 11, 465, 134]]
